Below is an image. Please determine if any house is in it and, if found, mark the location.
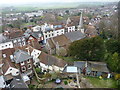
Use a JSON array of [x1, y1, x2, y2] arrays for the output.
[[27, 31, 44, 44], [46, 31, 85, 55], [42, 23, 65, 43], [30, 47, 41, 66], [15, 45, 41, 67], [85, 25, 98, 37], [11, 36, 26, 47], [2, 30, 27, 48], [74, 61, 110, 78], [65, 24, 76, 33], [0, 40, 13, 50], [2, 48, 20, 85], [32, 25, 41, 32], [38, 52, 67, 72], [13, 49, 34, 77], [0, 34, 13, 50], [9, 75, 28, 89], [46, 34, 71, 55]]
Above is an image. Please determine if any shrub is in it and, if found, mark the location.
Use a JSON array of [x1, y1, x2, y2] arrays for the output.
[[64, 81, 68, 85]]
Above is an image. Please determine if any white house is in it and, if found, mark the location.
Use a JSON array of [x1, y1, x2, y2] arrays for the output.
[[32, 25, 41, 32], [31, 48, 41, 66], [65, 25, 75, 33], [41, 23, 65, 43], [0, 41, 13, 50], [39, 52, 67, 72]]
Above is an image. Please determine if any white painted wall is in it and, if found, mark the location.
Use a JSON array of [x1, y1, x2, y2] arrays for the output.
[[67, 26, 75, 32], [31, 49, 41, 59], [54, 29, 65, 37], [0, 41, 13, 50], [5, 67, 19, 76]]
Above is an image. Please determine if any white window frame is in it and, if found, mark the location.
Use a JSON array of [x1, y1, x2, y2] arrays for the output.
[[27, 59, 31, 63], [28, 64, 32, 69], [21, 62, 25, 66], [21, 66, 26, 72]]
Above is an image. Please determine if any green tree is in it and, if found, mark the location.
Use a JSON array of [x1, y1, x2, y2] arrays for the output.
[[35, 68, 41, 74], [107, 52, 120, 73], [106, 39, 120, 54], [68, 36, 105, 61]]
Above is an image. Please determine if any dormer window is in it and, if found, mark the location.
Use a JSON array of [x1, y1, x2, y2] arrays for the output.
[[21, 62, 25, 66], [27, 59, 31, 63], [28, 64, 32, 69], [21, 66, 26, 72]]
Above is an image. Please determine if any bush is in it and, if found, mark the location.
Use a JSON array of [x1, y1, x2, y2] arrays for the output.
[[35, 68, 41, 74], [28, 85, 35, 89], [64, 81, 68, 85]]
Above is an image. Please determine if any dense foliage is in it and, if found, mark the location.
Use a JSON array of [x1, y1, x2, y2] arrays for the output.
[[68, 37, 120, 73], [68, 36, 105, 61]]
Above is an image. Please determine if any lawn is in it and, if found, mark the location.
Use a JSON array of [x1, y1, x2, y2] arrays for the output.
[[85, 76, 117, 88], [53, 55, 80, 63]]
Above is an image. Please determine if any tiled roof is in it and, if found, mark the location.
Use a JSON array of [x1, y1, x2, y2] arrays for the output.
[[52, 34, 71, 48], [39, 52, 67, 67]]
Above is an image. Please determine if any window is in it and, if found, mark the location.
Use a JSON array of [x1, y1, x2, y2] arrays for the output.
[[52, 33, 54, 36], [2, 46, 4, 48], [46, 35, 47, 38], [9, 44, 11, 46], [21, 66, 26, 72], [14, 40, 17, 43], [10, 55, 14, 60], [27, 59, 31, 63], [5, 45, 7, 47], [3, 54, 6, 58], [18, 39, 21, 42], [10, 68, 12, 71], [21, 62, 25, 66], [28, 64, 32, 69], [16, 72, 19, 74]]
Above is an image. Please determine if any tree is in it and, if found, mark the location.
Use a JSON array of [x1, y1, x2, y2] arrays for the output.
[[105, 39, 120, 54], [68, 36, 105, 61], [107, 52, 120, 73], [35, 68, 42, 74]]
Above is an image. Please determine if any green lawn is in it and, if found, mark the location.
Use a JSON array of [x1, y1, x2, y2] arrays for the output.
[[53, 55, 80, 63], [85, 76, 117, 88]]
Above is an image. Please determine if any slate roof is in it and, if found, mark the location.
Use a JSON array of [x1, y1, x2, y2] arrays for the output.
[[13, 49, 32, 63], [30, 31, 43, 39], [65, 31, 85, 42], [74, 61, 109, 73], [10, 75, 28, 89], [87, 61, 109, 73], [0, 34, 8, 43], [74, 61, 86, 69]]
